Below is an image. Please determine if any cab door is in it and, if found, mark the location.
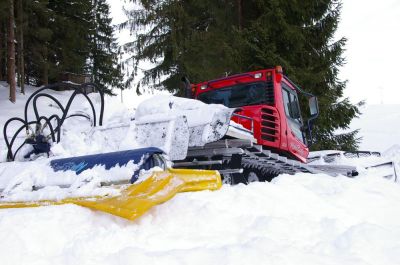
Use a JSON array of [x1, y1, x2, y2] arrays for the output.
[[281, 82, 308, 161]]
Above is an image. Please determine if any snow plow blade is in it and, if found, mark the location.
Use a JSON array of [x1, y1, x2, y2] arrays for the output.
[[0, 168, 222, 221]]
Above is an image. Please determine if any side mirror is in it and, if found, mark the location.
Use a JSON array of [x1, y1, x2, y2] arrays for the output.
[[309, 96, 318, 117], [181, 76, 192, 98]]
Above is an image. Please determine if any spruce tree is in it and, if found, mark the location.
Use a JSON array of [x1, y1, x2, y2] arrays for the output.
[[24, 0, 54, 85], [237, 0, 360, 150], [17, 0, 25, 93], [1, 0, 122, 94], [7, 0, 16, 102], [123, 0, 360, 150], [122, 0, 238, 93], [47, 0, 92, 83], [88, 0, 123, 93], [0, 2, 8, 81]]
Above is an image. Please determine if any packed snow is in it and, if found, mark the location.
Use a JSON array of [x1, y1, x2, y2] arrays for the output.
[[135, 95, 234, 160], [0, 83, 400, 265]]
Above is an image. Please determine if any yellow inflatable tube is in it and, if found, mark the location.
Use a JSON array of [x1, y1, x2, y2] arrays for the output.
[[0, 168, 222, 221]]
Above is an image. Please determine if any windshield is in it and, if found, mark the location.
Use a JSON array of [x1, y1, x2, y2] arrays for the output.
[[197, 82, 272, 108]]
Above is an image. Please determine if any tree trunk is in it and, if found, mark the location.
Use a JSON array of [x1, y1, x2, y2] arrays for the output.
[[8, 0, 16, 103], [17, 0, 24, 93]]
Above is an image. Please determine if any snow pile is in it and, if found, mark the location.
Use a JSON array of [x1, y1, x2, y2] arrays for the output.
[[135, 95, 230, 127], [1, 173, 400, 265], [0, 85, 400, 264], [135, 95, 234, 160], [0, 159, 141, 202]]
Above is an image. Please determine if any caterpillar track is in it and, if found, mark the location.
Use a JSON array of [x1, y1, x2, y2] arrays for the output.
[[172, 139, 358, 184]]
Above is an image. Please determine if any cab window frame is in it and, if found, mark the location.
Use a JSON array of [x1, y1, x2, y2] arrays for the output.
[[281, 82, 306, 143], [281, 82, 303, 124]]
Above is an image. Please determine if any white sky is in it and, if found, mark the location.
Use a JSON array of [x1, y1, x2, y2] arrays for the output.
[[337, 0, 400, 104], [109, 0, 400, 104]]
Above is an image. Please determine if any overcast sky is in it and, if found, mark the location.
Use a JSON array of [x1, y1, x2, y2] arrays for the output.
[[109, 0, 400, 104], [337, 0, 400, 104]]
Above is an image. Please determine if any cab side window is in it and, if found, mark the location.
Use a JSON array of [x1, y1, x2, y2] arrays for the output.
[[282, 84, 305, 143], [282, 88, 292, 117], [282, 86, 301, 122]]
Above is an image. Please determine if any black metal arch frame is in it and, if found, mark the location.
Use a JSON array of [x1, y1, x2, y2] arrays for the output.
[[3, 82, 105, 161]]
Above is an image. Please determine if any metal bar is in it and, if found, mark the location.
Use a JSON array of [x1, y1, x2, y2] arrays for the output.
[[365, 161, 397, 182], [366, 161, 394, 169], [173, 160, 223, 167], [186, 147, 245, 158], [219, 169, 243, 174], [344, 151, 381, 158], [203, 139, 253, 149], [308, 164, 358, 177], [232, 113, 254, 133], [206, 73, 255, 87], [1, 179, 132, 195]]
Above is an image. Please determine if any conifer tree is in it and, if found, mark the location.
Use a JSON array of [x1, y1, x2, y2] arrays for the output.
[[47, 0, 92, 83], [24, 0, 54, 85], [1, 0, 123, 98], [88, 0, 123, 93], [7, 0, 16, 102], [123, 0, 360, 150], [0, 24, 3, 81], [17, 0, 25, 93], [122, 0, 238, 93], [0, 2, 7, 81], [237, 0, 360, 150]]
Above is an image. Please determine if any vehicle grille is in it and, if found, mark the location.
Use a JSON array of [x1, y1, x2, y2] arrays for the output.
[[261, 108, 279, 142]]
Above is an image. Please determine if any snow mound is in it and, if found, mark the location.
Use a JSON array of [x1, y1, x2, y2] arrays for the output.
[[135, 95, 230, 127], [1, 87, 400, 264], [134, 95, 234, 160], [1, 174, 400, 265]]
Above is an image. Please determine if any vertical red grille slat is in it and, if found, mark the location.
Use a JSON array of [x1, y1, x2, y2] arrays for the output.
[[260, 108, 279, 142]]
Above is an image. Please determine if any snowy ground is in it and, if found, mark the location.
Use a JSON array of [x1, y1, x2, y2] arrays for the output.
[[0, 83, 400, 265]]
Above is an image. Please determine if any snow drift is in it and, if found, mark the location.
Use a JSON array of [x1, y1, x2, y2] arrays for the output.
[[0, 84, 400, 265]]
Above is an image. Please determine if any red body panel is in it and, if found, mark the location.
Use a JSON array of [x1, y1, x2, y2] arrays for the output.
[[193, 69, 309, 163]]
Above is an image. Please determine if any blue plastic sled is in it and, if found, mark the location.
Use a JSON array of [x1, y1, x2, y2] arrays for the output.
[[50, 147, 164, 183]]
